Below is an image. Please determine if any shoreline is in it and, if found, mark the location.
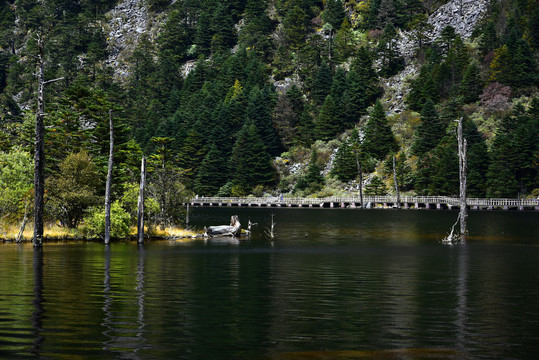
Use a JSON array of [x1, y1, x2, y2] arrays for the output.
[[0, 225, 201, 244]]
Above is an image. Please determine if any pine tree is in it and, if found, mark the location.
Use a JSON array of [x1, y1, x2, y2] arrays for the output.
[[283, 4, 309, 50], [365, 175, 387, 195], [296, 105, 316, 146], [331, 139, 356, 182], [305, 149, 324, 187], [333, 18, 356, 64], [377, 0, 396, 29], [211, 3, 236, 54], [407, 13, 432, 50], [351, 47, 381, 104], [366, 0, 381, 29], [246, 87, 281, 156], [464, 119, 489, 197], [312, 61, 333, 105], [460, 60, 482, 103], [273, 93, 297, 148], [177, 130, 206, 189], [377, 21, 404, 76], [362, 100, 398, 161], [411, 99, 445, 156], [158, 9, 193, 62], [512, 38, 538, 88], [194, 144, 228, 196], [346, 70, 368, 123], [315, 95, 341, 141], [479, 20, 498, 56], [195, 10, 212, 56], [230, 121, 276, 194], [323, 0, 345, 29]]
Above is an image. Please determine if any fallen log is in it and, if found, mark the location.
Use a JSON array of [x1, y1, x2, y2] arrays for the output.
[[205, 215, 242, 237]]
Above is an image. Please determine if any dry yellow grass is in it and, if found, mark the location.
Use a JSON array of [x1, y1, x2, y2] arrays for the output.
[[0, 222, 74, 242], [1, 221, 198, 242], [148, 226, 199, 240]]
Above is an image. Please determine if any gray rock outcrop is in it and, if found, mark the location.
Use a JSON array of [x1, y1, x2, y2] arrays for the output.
[[105, 0, 150, 80]]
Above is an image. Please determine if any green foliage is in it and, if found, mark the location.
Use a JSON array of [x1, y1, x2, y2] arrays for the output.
[[80, 201, 131, 239], [120, 182, 160, 226], [295, 149, 324, 194], [315, 94, 341, 140], [460, 60, 482, 103], [365, 175, 387, 195], [377, 22, 404, 76], [230, 121, 276, 194], [47, 150, 100, 228], [323, 0, 345, 29], [177, 131, 207, 189], [0, 147, 33, 221], [194, 144, 229, 196], [486, 101, 539, 197], [312, 62, 333, 105], [411, 99, 445, 156], [283, 3, 310, 50], [0, 0, 537, 207], [350, 46, 382, 105], [331, 139, 356, 182], [362, 100, 398, 161]]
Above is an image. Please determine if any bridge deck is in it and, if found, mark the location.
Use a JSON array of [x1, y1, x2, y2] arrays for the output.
[[189, 196, 539, 210]]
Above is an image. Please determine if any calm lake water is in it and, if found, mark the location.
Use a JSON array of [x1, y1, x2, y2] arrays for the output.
[[1, 208, 539, 360]]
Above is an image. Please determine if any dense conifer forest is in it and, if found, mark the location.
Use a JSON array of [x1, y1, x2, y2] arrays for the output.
[[0, 0, 538, 234]]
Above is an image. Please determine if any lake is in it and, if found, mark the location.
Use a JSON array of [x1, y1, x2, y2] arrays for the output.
[[1, 208, 538, 359]]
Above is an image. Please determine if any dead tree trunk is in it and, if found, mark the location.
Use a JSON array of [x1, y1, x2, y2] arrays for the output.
[[355, 153, 364, 208], [442, 118, 468, 245], [104, 110, 114, 244], [393, 155, 400, 209], [186, 203, 190, 230], [32, 30, 63, 247], [16, 200, 30, 243], [137, 157, 146, 244], [458, 117, 467, 241], [33, 34, 45, 248], [205, 215, 242, 237], [265, 213, 276, 240]]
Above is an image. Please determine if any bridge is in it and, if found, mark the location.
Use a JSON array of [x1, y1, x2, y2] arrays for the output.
[[189, 196, 539, 211]]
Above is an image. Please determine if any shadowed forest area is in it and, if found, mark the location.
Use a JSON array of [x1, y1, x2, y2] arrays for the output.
[[0, 0, 537, 238]]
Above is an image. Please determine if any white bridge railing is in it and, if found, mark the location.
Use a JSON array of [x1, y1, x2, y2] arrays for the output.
[[191, 196, 539, 207]]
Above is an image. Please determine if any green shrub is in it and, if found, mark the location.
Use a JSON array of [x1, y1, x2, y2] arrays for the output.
[[80, 201, 131, 239]]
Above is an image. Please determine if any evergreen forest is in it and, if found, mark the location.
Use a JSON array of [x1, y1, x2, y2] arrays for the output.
[[0, 0, 538, 235]]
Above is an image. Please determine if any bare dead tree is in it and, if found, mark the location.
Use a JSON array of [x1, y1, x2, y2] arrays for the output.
[[32, 30, 63, 247], [393, 155, 400, 209], [458, 117, 467, 241], [265, 213, 276, 241], [16, 200, 30, 243], [33, 34, 45, 247], [104, 110, 114, 244], [442, 117, 467, 244], [137, 157, 146, 244]]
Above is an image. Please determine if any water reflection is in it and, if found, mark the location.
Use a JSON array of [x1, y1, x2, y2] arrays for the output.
[[456, 245, 468, 352], [1, 209, 538, 359], [31, 248, 44, 357], [102, 244, 147, 358]]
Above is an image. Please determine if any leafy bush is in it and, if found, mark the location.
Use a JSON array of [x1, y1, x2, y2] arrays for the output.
[[80, 201, 131, 239], [0, 147, 33, 222], [120, 182, 160, 225]]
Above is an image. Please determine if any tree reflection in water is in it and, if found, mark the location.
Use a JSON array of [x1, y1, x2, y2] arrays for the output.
[[31, 248, 44, 357], [102, 244, 147, 357]]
